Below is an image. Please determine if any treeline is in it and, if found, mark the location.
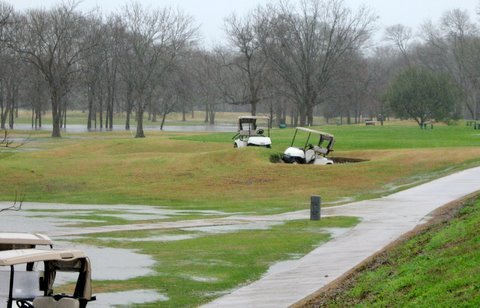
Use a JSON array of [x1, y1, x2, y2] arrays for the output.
[[0, 0, 478, 137]]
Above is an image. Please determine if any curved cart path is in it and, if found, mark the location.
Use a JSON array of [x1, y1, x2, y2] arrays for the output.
[[203, 166, 480, 308]]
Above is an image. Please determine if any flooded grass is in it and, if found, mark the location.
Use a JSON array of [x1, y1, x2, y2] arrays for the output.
[[81, 217, 359, 307], [3, 122, 480, 306]]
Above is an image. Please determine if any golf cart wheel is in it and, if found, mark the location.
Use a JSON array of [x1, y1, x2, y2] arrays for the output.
[[295, 158, 304, 164], [233, 143, 238, 148], [282, 155, 295, 163]]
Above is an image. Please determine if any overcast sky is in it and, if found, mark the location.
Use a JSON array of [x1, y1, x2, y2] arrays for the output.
[[5, 0, 480, 46]]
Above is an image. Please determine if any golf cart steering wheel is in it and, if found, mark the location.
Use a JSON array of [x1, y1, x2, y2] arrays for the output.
[[256, 129, 264, 135], [16, 300, 34, 308]]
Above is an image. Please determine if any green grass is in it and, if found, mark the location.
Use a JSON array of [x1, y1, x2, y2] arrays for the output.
[[2, 124, 480, 214], [3, 121, 480, 306], [81, 217, 359, 307], [178, 123, 480, 151], [307, 199, 480, 307]]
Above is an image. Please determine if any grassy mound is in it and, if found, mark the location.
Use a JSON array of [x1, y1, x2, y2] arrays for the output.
[[2, 125, 480, 214]]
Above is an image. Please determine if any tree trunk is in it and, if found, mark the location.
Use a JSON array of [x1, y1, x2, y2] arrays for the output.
[[125, 108, 131, 130], [209, 109, 215, 125], [8, 89, 16, 129], [87, 88, 93, 130], [204, 103, 209, 123], [8, 103, 14, 129], [31, 107, 34, 128], [299, 109, 307, 126], [107, 69, 116, 130], [37, 103, 42, 129], [307, 104, 313, 126], [99, 98, 103, 129], [135, 105, 145, 138], [125, 82, 133, 131], [251, 99, 257, 116], [51, 98, 62, 138], [0, 87, 4, 130], [160, 112, 167, 130], [62, 100, 67, 129]]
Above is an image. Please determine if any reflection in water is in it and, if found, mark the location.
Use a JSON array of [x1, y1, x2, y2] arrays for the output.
[[14, 124, 236, 133], [92, 289, 167, 307]]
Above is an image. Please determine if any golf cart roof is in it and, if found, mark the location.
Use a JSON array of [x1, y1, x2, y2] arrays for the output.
[[0, 249, 86, 266], [295, 127, 334, 138], [0, 233, 52, 246], [238, 116, 270, 120]]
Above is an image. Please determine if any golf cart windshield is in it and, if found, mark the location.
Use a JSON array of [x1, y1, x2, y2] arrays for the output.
[[0, 249, 94, 308], [237, 116, 270, 137]]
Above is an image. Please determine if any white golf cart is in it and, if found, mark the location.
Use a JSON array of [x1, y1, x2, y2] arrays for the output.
[[233, 116, 272, 148], [282, 127, 335, 165], [0, 249, 95, 308], [0, 233, 53, 251]]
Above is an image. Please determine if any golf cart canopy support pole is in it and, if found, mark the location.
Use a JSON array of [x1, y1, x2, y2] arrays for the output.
[[7, 265, 14, 308], [304, 132, 312, 149], [291, 129, 298, 147]]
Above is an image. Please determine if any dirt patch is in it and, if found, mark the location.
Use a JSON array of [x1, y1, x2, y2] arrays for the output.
[[330, 157, 369, 164], [269, 153, 368, 164], [291, 192, 480, 308]]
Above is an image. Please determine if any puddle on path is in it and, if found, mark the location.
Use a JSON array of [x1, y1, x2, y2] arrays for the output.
[[264, 227, 352, 277], [99, 234, 200, 242], [189, 275, 219, 283], [0, 203, 159, 301], [182, 221, 282, 233], [0, 201, 352, 306], [323, 197, 355, 206], [0, 202, 231, 236], [54, 241, 155, 281], [17, 203, 228, 223], [86, 289, 167, 307]]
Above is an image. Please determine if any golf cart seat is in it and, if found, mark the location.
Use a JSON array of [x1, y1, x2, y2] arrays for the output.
[[33, 296, 80, 308], [239, 130, 255, 136], [313, 145, 328, 155]]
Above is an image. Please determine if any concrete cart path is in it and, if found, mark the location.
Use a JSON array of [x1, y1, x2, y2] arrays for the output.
[[203, 166, 480, 308]]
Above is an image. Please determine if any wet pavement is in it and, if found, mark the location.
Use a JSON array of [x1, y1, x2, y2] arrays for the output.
[[13, 123, 236, 133], [203, 166, 480, 307]]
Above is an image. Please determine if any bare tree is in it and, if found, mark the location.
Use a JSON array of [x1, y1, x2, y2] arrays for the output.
[[121, 2, 197, 138], [0, 52, 22, 129], [384, 24, 413, 66], [420, 9, 480, 119], [80, 15, 104, 130], [190, 49, 226, 125], [0, 1, 15, 130], [0, 192, 23, 213], [10, 1, 96, 137], [258, 0, 376, 126], [325, 51, 373, 124], [224, 10, 269, 115]]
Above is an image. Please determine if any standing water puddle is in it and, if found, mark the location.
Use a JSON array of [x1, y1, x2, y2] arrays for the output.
[[0, 202, 233, 307]]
